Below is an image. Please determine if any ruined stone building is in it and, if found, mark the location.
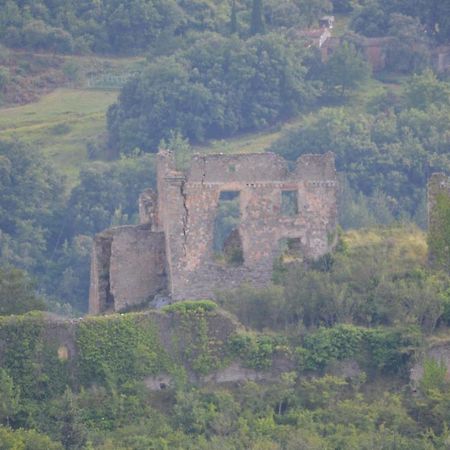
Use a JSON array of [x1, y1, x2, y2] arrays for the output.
[[89, 150, 338, 314]]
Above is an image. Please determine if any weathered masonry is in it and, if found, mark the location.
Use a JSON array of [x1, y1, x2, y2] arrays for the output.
[[89, 150, 338, 314]]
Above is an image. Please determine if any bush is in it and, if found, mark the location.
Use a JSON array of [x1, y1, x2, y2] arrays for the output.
[[162, 300, 218, 314]]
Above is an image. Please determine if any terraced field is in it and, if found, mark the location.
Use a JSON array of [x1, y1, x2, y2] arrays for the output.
[[0, 88, 118, 183]]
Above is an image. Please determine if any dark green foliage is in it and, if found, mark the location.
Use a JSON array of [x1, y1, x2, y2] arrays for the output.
[[405, 70, 450, 110], [66, 154, 155, 237], [228, 333, 281, 369], [0, 267, 45, 316], [0, 369, 20, 426], [386, 13, 431, 74], [321, 43, 370, 96], [217, 284, 286, 330], [350, 0, 450, 44], [428, 193, 450, 272], [58, 388, 87, 450], [0, 313, 71, 400], [0, 0, 183, 55], [351, 0, 390, 37], [0, 304, 445, 448], [0, 426, 62, 449], [76, 314, 168, 385], [230, 0, 238, 34], [213, 194, 241, 264], [219, 228, 448, 333], [296, 324, 421, 376], [108, 33, 317, 154], [299, 324, 365, 371], [170, 305, 226, 375], [0, 140, 64, 273], [250, 0, 265, 35], [271, 77, 450, 226]]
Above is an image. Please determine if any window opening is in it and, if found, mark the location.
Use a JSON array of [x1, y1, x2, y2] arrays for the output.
[[281, 190, 299, 216], [213, 191, 243, 266]]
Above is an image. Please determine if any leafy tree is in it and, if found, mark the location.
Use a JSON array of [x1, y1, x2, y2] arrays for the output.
[[108, 33, 316, 154], [0, 369, 19, 426], [271, 86, 450, 226], [0, 426, 62, 450], [351, 0, 390, 37], [0, 267, 45, 315], [250, 0, 265, 35], [294, 0, 332, 27], [322, 42, 370, 96], [0, 140, 64, 273], [66, 154, 156, 236], [386, 13, 431, 74], [58, 388, 87, 450], [404, 70, 450, 110], [230, 0, 238, 34], [216, 284, 286, 329]]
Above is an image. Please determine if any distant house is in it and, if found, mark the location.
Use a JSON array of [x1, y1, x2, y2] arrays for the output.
[[295, 28, 331, 49], [433, 46, 450, 73], [322, 35, 394, 71], [358, 36, 394, 71], [319, 16, 335, 29]]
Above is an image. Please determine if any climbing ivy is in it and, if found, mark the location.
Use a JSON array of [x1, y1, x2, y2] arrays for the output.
[[228, 333, 286, 370], [428, 192, 450, 271], [76, 313, 170, 386], [295, 324, 422, 375], [165, 303, 225, 375]]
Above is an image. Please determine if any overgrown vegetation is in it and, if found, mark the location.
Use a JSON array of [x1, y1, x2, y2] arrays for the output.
[[1, 0, 450, 448]]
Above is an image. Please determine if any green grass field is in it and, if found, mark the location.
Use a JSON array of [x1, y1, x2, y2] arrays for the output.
[[0, 88, 118, 184]]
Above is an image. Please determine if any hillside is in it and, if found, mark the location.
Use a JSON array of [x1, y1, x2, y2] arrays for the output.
[[1, 0, 450, 448]]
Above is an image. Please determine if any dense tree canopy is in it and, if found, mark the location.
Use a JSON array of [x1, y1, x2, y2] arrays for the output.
[[108, 33, 317, 154], [0, 267, 45, 316], [351, 0, 450, 44], [0, 140, 64, 273], [271, 73, 450, 227]]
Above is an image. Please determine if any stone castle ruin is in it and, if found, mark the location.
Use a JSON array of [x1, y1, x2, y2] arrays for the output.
[[89, 150, 338, 314]]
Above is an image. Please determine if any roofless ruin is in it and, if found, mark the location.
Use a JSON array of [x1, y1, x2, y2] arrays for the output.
[[89, 150, 338, 314]]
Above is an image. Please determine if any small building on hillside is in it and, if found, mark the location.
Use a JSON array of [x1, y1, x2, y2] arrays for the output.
[[295, 28, 331, 48], [319, 16, 335, 29], [433, 46, 450, 73], [322, 35, 394, 71]]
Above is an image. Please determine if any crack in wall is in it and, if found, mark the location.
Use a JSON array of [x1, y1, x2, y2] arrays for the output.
[[180, 180, 189, 257], [201, 156, 207, 186]]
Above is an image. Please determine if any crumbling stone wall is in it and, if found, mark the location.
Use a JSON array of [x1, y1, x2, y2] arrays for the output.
[[89, 150, 338, 313], [89, 225, 166, 315], [157, 151, 338, 301]]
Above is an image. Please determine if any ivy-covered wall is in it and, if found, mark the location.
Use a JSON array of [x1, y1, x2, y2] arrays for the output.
[[428, 173, 450, 270], [0, 303, 240, 400], [0, 304, 422, 403]]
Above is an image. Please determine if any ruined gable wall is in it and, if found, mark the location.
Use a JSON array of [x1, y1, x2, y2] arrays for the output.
[[89, 225, 167, 314], [89, 232, 114, 314], [109, 226, 166, 311], [159, 152, 338, 300]]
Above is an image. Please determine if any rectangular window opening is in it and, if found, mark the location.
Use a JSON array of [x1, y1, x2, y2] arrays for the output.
[[281, 190, 299, 216], [213, 191, 243, 266], [219, 190, 240, 201]]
